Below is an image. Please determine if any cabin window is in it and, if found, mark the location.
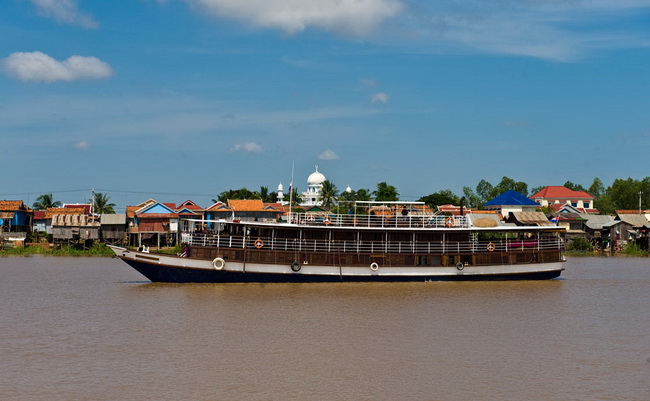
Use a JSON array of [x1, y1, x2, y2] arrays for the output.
[[275, 228, 299, 239], [388, 232, 411, 242], [332, 231, 355, 241], [361, 231, 384, 242], [303, 230, 327, 240], [416, 232, 443, 242]]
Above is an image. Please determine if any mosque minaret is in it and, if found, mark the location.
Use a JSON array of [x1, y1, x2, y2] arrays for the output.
[[277, 165, 341, 207]]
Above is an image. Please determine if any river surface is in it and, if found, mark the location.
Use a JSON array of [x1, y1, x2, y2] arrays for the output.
[[1, 256, 648, 401]]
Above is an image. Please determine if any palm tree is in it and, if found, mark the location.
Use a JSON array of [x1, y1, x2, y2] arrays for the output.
[[93, 192, 116, 214], [33, 193, 61, 210], [373, 182, 399, 201], [319, 180, 339, 209], [256, 186, 275, 203], [289, 188, 302, 207]]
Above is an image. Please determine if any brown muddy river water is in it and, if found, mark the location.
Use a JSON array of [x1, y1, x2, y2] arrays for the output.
[[1, 256, 648, 400]]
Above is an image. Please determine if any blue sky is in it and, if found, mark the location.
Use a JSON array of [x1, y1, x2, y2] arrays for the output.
[[2, 0, 650, 211]]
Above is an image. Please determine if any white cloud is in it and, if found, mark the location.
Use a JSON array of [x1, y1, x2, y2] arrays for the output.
[[73, 140, 90, 151], [3, 51, 113, 83], [187, 0, 403, 36], [30, 0, 98, 28], [370, 92, 389, 104], [230, 142, 263, 153], [318, 149, 339, 160], [362, 78, 376, 87], [398, 1, 650, 61]]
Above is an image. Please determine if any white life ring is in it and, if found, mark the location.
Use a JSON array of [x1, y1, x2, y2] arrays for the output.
[[456, 262, 465, 271], [212, 257, 225, 270], [307, 214, 315, 222], [291, 260, 301, 272], [370, 262, 379, 271]]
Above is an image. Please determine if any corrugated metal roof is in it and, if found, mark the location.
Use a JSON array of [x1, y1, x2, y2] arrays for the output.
[[101, 214, 126, 225], [582, 215, 614, 230], [617, 214, 650, 228], [510, 212, 554, 226]]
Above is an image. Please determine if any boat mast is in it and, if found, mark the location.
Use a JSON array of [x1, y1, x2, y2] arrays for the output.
[[288, 161, 294, 222]]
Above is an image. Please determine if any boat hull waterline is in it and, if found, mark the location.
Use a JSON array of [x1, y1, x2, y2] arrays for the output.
[[110, 246, 564, 283]]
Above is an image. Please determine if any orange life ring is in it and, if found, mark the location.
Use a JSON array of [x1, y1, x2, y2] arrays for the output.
[[445, 217, 454, 227], [323, 216, 332, 225], [487, 242, 496, 252], [254, 239, 264, 249]]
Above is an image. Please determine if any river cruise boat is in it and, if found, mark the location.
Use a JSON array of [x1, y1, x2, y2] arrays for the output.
[[110, 201, 566, 283]]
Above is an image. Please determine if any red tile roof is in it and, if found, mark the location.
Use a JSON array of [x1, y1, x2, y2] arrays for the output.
[[45, 207, 86, 219], [126, 206, 139, 218], [0, 200, 29, 211], [227, 199, 266, 212], [178, 200, 204, 210], [438, 204, 473, 215], [531, 186, 594, 200], [137, 213, 179, 219], [64, 204, 91, 214], [264, 203, 286, 213]]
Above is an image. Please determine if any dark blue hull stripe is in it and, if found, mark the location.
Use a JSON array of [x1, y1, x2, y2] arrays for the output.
[[121, 258, 562, 283]]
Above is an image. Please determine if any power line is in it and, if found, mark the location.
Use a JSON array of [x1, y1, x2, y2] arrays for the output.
[[1, 188, 216, 198], [95, 188, 215, 197]]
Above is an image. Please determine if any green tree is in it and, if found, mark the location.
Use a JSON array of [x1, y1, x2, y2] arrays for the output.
[[588, 177, 605, 198], [476, 179, 494, 204], [337, 188, 372, 214], [289, 188, 302, 207], [373, 182, 399, 201], [254, 186, 275, 203], [564, 181, 586, 192], [530, 186, 545, 196], [607, 177, 650, 210], [493, 176, 528, 197], [462, 186, 481, 209], [318, 180, 339, 209], [33, 193, 61, 210], [594, 193, 616, 214], [93, 192, 116, 214], [418, 189, 460, 209], [215, 188, 256, 202]]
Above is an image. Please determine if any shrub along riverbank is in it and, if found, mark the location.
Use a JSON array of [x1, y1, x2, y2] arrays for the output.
[[0, 243, 115, 257], [0, 243, 184, 257]]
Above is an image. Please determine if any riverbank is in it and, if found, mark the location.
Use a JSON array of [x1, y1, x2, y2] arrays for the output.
[[0, 244, 183, 257], [0, 243, 115, 257]]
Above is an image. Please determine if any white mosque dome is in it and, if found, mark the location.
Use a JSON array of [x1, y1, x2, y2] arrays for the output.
[[277, 182, 284, 191], [307, 166, 326, 185], [345, 185, 352, 193]]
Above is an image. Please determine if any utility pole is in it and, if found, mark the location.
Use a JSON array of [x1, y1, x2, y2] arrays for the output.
[[639, 191, 643, 214]]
